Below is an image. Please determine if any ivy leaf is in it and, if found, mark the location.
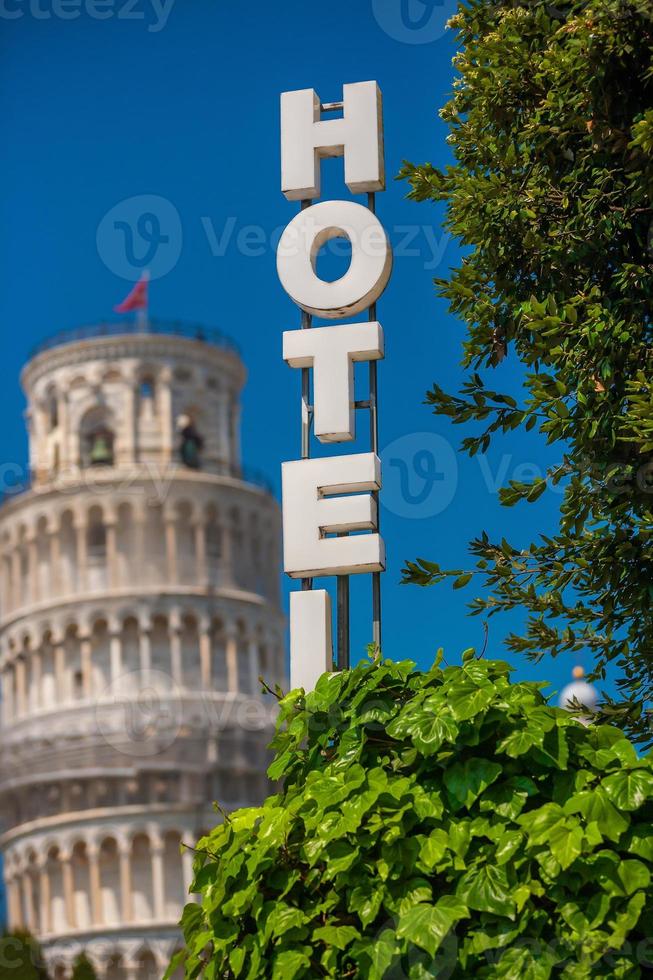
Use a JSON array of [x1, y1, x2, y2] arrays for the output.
[[498, 728, 544, 758], [411, 711, 459, 755], [548, 822, 584, 870], [568, 789, 629, 841], [313, 925, 360, 950], [397, 896, 469, 957], [271, 949, 311, 980], [617, 860, 651, 896], [601, 769, 653, 811], [444, 758, 502, 811], [457, 864, 516, 918]]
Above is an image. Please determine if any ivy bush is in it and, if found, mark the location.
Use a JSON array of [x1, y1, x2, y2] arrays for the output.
[[171, 656, 653, 978]]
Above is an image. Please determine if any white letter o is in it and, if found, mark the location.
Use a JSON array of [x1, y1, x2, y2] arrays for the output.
[[276, 200, 392, 319]]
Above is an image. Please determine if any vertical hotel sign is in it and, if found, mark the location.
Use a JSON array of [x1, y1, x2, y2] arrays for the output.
[[277, 82, 392, 691]]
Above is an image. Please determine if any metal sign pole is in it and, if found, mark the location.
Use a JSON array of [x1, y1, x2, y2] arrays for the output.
[[300, 199, 314, 597], [368, 191, 382, 652]]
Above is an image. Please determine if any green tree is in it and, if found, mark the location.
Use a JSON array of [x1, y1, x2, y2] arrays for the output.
[[0, 931, 49, 980], [170, 656, 653, 978], [70, 953, 97, 980], [399, 0, 653, 743]]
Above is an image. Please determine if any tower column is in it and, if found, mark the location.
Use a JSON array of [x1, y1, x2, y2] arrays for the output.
[[194, 518, 207, 586], [88, 843, 102, 925], [54, 635, 66, 702], [169, 612, 182, 687], [32, 648, 42, 711], [61, 850, 76, 931], [164, 513, 177, 584], [48, 521, 61, 596], [58, 391, 70, 471], [218, 392, 230, 471], [138, 615, 152, 675], [119, 841, 133, 924], [134, 503, 147, 585], [39, 858, 51, 934], [7, 876, 21, 929], [15, 656, 27, 717], [80, 633, 93, 699], [199, 618, 212, 688], [75, 516, 88, 592], [159, 368, 174, 464], [222, 519, 234, 586], [226, 626, 238, 694], [181, 843, 194, 897], [150, 835, 165, 921], [105, 519, 118, 589], [248, 638, 259, 696], [27, 532, 39, 605], [119, 379, 137, 467], [1, 553, 11, 613], [22, 870, 34, 932], [2, 665, 14, 725], [11, 547, 21, 611], [230, 395, 242, 471], [110, 625, 123, 687]]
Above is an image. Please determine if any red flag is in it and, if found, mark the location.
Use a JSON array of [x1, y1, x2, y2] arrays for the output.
[[114, 273, 148, 313]]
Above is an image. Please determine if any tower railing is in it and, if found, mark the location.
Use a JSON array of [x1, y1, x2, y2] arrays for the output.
[[28, 318, 241, 359], [0, 462, 275, 509]]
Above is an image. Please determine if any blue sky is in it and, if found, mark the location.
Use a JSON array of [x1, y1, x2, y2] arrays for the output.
[[0, 0, 602, 704]]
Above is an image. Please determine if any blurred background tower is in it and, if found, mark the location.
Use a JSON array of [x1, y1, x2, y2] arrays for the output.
[[0, 322, 284, 979]]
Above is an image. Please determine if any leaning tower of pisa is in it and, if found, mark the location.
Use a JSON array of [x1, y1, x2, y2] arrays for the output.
[[0, 321, 284, 979]]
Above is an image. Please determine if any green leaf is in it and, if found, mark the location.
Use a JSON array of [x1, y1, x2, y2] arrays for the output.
[[411, 710, 459, 755], [313, 925, 359, 950], [447, 683, 494, 721], [444, 758, 502, 811], [618, 859, 651, 896], [498, 728, 543, 758], [602, 769, 653, 811], [457, 864, 516, 918], [548, 821, 584, 870], [418, 829, 450, 870], [354, 930, 397, 980], [397, 896, 468, 957], [271, 949, 311, 980], [568, 788, 629, 841]]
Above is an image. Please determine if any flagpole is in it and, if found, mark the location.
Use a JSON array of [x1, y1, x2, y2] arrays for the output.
[[137, 269, 150, 332]]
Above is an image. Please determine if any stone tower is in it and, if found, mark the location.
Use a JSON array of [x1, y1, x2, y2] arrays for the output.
[[0, 322, 284, 979]]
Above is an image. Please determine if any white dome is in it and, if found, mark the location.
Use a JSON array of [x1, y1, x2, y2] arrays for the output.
[[559, 680, 598, 714]]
